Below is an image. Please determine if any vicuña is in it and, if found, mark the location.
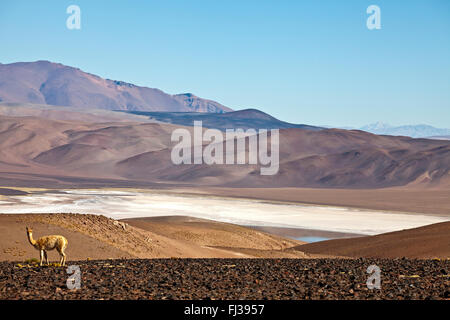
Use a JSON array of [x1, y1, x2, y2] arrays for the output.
[[26, 227, 68, 266]]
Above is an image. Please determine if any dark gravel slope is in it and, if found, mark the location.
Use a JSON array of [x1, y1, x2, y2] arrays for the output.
[[0, 258, 448, 300]]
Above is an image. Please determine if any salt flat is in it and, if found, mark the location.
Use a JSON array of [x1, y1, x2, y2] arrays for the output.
[[0, 189, 448, 235]]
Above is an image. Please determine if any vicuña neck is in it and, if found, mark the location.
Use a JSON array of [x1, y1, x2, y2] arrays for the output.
[[27, 232, 36, 246]]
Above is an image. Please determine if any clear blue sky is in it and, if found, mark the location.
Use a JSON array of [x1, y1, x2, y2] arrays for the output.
[[0, 0, 449, 127]]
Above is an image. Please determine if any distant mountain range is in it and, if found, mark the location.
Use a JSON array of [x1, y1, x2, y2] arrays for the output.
[[0, 115, 448, 189], [0, 61, 231, 113], [321, 122, 450, 139], [0, 61, 448, 189], [124, 109, 322, 131], [2, 61, 447, 139], [358, 122, 450, 138]]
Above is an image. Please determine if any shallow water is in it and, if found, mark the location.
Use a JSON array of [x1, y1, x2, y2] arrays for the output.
[[0, 189, 448, 235], [294, 236, 330, 243]]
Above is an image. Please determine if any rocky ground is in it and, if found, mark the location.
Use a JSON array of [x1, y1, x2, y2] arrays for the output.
[[0, 258, 448, 300]]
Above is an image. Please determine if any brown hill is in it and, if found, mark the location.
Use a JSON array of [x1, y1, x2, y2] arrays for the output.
[[0, 115, 449, 189], [0, 214, 305, 261], [122, 216, 301, 252], [295, 221, 450, 259], [0, 61, 231, 113]]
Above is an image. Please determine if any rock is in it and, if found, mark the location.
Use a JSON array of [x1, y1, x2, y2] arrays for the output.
[[0, 258, 448, 300]]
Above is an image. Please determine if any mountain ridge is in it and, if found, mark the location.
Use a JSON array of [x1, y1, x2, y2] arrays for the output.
[[124, 108, 323, 131], [0, 60, 232, 113]]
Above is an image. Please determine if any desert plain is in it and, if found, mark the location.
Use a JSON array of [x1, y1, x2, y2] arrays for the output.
[[0, 185, 449, 300]]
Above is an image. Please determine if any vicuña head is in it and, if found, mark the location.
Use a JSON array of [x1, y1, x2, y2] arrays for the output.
[[26, 226, 68, 267]]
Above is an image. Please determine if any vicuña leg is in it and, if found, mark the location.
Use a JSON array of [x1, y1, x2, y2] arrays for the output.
[[58, 248, 66, 266], [39, 250, 44, 267]]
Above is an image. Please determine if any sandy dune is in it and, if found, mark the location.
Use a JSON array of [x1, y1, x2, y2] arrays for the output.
[[0, 213, 307, 262], [295, 221, 450, 259]]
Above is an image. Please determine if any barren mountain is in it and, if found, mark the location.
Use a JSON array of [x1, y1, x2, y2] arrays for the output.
[[0, 115, 448, 189], [125, 108, 322, 130], [0, 61, 231, 113], [115, 127, 450, 188]]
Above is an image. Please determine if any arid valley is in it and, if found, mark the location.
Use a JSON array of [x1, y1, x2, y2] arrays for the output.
[[0, 61, 448, 301]]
